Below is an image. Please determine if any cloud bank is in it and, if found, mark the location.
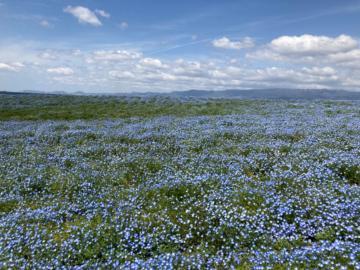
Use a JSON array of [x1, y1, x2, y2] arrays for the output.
[[2, 34, 360, 92], [270, 34, 357, 55]]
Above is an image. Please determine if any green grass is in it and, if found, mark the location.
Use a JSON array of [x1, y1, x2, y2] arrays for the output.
[[338, 165, 360, 185], [0, 200, 18, 214], [0, 94, 264, 120]]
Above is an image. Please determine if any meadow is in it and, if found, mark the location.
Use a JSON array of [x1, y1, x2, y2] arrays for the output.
[[0, 93, 359, 269]]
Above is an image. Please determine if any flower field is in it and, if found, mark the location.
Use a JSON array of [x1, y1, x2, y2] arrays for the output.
[[0, 95, 359, 269]]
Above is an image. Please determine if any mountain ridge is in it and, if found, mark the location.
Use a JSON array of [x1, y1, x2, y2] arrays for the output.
[[1, 89, 360, 100]]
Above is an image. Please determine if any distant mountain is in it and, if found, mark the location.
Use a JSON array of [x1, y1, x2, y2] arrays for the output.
[[1, 90, 49, 96], [160, 89, 360, 100], [2, 89, 360, 100]]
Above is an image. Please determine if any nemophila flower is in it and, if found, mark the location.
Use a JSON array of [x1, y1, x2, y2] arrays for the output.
[[0, 99, 359, 268]]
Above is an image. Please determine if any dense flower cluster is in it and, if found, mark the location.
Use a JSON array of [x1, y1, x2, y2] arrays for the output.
[[0, 99, 359, 269]]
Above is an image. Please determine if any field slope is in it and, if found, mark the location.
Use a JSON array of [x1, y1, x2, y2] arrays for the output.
[[0, 94, 359, 269]]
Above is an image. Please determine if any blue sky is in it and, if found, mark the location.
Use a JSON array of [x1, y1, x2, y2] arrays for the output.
[[1, 0, 360, 92]]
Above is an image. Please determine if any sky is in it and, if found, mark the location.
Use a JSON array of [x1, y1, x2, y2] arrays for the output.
[[1, 0, 360, 93]]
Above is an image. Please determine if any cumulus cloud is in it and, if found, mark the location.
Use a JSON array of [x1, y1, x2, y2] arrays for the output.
[[301, 66, 336, 76], [172, 60, 208, 78], [140, 58, 164, 68], [107, 55, 346, 90], [64, 6, 102, 26], [248, 34, 360, 71], [109, 70, 135, 79], [95, 9, 110, 18], [0, 62, 24, 72], [143, 72, 177, 81], [328, 49, 360, 63], [247, 67, 339, 85], [111, 70, 176, 82], [47, 67, 74, 76], [213, 37, 255, 50], [119, 57, 339, 89], [270, 34, 358, 55], [3, 35, 360, 91], [327, 49, 360, 68], [91, 50, 142, 62]]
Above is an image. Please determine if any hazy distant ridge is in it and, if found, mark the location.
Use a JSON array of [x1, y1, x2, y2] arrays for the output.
[[128, 89, 360, 100], [164, 89, 360, 100], [2, 89, 360, 100]]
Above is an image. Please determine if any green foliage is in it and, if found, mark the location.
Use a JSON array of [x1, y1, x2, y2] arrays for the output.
[[64, 159, 75, 169], [0, 94, 264, 120], [0, 200, 18, 213], [338, 165, 360, 185], [315, 228, 337, 242], [329, 164, 360, 185], [274, 132, 304, 143]]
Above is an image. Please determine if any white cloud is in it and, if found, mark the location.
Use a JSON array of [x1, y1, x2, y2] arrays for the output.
[[301, 66, 336, 76], [95, 9, 110, 18], [91, 50, 142, 62], [172, 60, 208, 77], [2, 37, 360, 92], [47, 67, 74, 76], [64, 6, 102, 26], [0, 62, 24, 72], [12, 62, 24, 68], [109, 70, 135, 79], [342, 77, 360, 87], [327, 49, 360, 68], [118, 22, 128, 30], [247, 49, 285, 61], [247, 67, 339, 85], [248, 34, 360, 71], [270, 34, 358, 55], [106, 55, 346, 91], [144, 72, 177, 81], [209, 70, 229, 79], [328, 49, 360, 63], [213, 37, 255, 50], [140, 58, 164, 68]]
